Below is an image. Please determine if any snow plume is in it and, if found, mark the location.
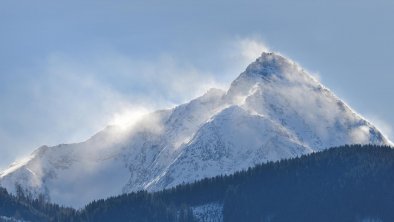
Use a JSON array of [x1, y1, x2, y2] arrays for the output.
[[108, 106, 151, 130], [239, 38, 270, 61], [227, 37, 271, 70], [0, 36, 273, 169], [0, 52, 222, 163], [40, 38, 273, 136], [26, 38, 268, 134]]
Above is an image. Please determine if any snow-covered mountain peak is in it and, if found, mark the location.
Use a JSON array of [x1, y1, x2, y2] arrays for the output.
[[0, 52, 391, 207], [228, 52, 317, 98], [245, 52, 295, 76], [226, 52, 390, 150]]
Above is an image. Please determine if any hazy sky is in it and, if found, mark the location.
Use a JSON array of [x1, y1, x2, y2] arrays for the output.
[[1, 0, 393, 169]]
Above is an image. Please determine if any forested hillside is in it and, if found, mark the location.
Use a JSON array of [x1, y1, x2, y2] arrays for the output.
[[1, 144, 394, 221]]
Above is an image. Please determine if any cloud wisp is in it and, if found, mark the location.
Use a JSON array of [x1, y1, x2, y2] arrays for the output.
[[0, 37, 273, 169]]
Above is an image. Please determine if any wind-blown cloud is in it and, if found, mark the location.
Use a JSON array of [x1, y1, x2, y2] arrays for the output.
[[0, 37, 271, 169], [222, 37, 270, 74], [237, 38, 270, 62]]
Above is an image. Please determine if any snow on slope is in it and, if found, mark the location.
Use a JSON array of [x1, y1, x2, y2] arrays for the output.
[[148, 105, 312, 190], [228, 53, 388, 149], [0, 52, 390, 207]]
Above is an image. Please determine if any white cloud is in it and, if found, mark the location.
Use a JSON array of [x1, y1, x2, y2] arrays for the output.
[[238, 37, 270, 62], [223, 37, 270, 72], [0, 36, 275, 169], [32, 53, 221, 142], [108, 106, 151, 130]]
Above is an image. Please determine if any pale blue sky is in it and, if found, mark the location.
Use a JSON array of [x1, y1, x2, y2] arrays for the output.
[[1, 0, 393, 168]]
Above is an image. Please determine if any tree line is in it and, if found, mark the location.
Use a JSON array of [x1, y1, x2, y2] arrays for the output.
[[1, 144, 394, 221]]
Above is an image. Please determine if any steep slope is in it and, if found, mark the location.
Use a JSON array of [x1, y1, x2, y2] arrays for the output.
[[0, 88, 227, 207], [147, 106, 312, 190], [0, 52, 390, 207], [227, 53, 387, 149]]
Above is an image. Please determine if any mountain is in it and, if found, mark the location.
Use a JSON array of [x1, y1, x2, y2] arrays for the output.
[[0, 52, 391, 207]]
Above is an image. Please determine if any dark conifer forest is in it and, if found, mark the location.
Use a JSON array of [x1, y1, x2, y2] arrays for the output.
[[1, 144, 394, 221]]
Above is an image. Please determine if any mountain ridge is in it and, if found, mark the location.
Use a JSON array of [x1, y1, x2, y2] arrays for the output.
[[0, 52, 391, 207]]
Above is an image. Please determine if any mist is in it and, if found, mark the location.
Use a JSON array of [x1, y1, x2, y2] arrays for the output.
[[0, 37, 266, 169]]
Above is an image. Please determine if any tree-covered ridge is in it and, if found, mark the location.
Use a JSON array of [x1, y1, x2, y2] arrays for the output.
[[1, 144, 394, 221], [0, 185, 75, 221], [223, 144, 394, 221]]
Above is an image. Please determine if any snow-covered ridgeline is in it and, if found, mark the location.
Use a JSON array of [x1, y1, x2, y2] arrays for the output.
[[0, 52, 390, 207]]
